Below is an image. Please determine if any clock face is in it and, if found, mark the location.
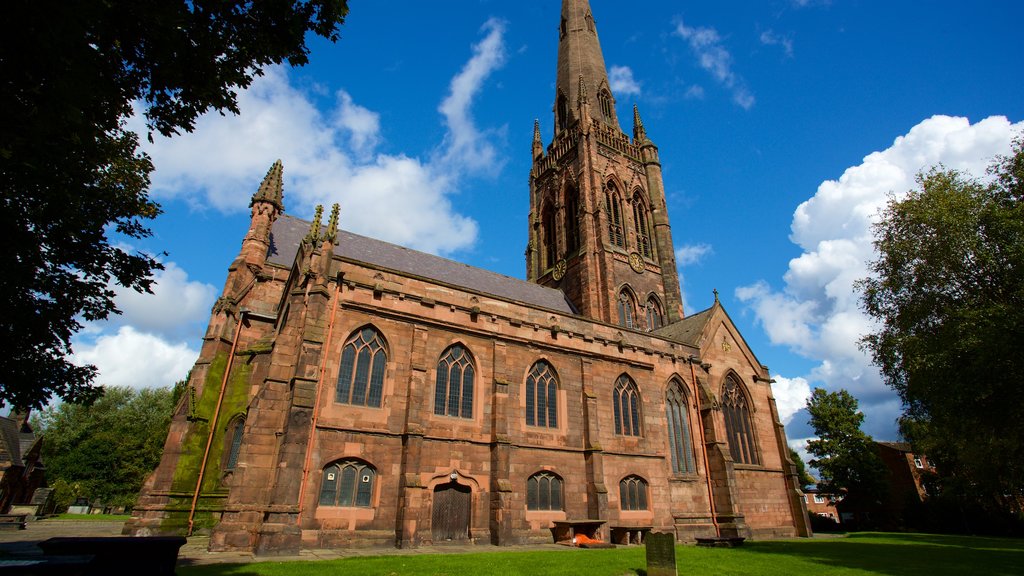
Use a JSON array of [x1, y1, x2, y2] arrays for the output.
[[629, 252, 645, 274], [552, 259, 567, 281]]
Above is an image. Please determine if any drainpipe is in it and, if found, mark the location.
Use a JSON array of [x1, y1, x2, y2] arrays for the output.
[[689, 356, 720, 537], [296, 275, 342, 522], [188, 309, 247, 536]]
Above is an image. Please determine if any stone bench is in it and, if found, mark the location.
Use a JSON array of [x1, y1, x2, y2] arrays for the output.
[[610, 525, 652, 545], [0, 514, 27, 530], [39, 536, 186, 576]]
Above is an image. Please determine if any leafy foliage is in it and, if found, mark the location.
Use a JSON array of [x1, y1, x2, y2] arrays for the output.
[[805, 389, 888, 504], [0, 1, 348, 409], [38, 385, 180, 508], [860, 138, 1024, 515], [789, 447, 816, 490]]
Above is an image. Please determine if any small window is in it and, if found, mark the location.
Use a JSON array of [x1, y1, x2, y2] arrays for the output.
[[224, 415, 245, 471], [527, 471, 563, 511], [337, 327, 388, 407], [617, 289, 636, 329], [434, 344, 475, 419], [526, 361, 559, 428], [645, 297, 663, 331], [598, 90, 614, 122], [557, 93, 569, 132], [606, 185, 624, 248], [913, 457, 924, 468], [319, 460, 375, 508], [613, 375, 642, 436], [814, 494, 825, 504], [619, 475, 648, 511]]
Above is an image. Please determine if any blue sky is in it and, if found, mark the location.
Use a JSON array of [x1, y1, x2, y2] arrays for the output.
[[75, 1, 1023, 455]]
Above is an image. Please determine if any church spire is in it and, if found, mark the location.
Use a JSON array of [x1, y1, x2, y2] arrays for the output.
[[555, 0, 620, 133]]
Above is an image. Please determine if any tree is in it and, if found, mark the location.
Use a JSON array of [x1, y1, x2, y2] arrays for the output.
[[0, 1, 349, 409], [38, 385, 179, 508], [805, 389, 888, 506], [789, 447, 816, 490], [860, 137, 1024, 515]]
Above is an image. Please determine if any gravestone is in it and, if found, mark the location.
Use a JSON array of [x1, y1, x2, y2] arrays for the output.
[[645, 531, 677, 576]]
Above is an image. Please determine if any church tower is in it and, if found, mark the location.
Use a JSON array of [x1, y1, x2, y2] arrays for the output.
[[527, 0, 685, 330]]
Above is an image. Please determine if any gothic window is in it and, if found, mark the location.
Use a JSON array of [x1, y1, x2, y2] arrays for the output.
[[434, 344, 475, 419], [565, 186, 580, 254], [645, 297, 663, 331], [223, 415, 245, 471], [526, 361, 558, 428], [585, 12, 595, 32], [542, 203, 557, 269], [557, 92, 569, 132], [598, 89, 614, 122], [617, 288, 636, 329], [632, 193, 653, 258], [319, 459, 375, 507], [666, 381, 696, 474], [722, 375, 759, 465], [606, 184, 624, 247], [619, 475, 648, 511], [527, 471, 563, 511], [336, 327, 388, 407], [613, 375, 642, 436]]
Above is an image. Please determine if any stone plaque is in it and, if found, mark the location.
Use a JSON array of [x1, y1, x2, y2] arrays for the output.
[[645, 531, 677, 576]]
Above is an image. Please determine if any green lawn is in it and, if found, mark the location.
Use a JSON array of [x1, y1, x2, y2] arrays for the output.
[[177, 532, 1023, 576]]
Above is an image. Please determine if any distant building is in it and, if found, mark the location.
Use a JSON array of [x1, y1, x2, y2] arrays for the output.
[[876, 441, 936, 516], [0, 410, 45, 513], [126, 0, 811, 553]]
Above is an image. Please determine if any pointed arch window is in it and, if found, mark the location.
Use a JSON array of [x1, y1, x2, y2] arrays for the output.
[[613, 375, 642, 436], [527, 471, 563, 511], [565, 186, 580, 254], [434, 344, 475, 419], [617, 288, 636, 329], [557, 92, 569, 132], [526, 361, 558, 428], [606, 185, 624, 248], [619, 475, 648, 511], [666, 381, 696, 474], [598, 90, 614, 122], [645, 297, 663, 331], [223, 415, 245, 471], [542, 203, 557, 269], [336, 327, 388, 407], [319, 459, 375, 507], [722, 376, 759, 465], [632, 193, 652, 258]]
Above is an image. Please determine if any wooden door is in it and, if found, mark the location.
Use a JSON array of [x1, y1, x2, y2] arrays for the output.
[[431, 482, 471, 541]]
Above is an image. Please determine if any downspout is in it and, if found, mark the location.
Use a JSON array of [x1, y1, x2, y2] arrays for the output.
[[296, 275, 342, 522], [188, 309, 246, 536], [689, 356, 720, 537]]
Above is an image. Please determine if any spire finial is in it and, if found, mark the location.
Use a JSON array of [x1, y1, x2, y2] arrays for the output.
[[713, 288, 720, 303], [533, 119, 542, 144], [306, 205, 323, 244], [251, 159, 284, 211], [632, 104, 646, 142], [324, 203, 340, 245]]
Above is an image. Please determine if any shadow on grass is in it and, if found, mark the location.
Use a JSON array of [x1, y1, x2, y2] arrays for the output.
[[740, 532, 1024, 576]]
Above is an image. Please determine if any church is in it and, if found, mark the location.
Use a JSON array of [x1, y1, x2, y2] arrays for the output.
[[127, 0, 811, 553]]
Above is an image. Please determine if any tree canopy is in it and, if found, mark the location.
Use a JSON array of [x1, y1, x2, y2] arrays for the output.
[[0, 1, 348, 409], [38, 384, 183, 508], [805, 388, 888, 504], [860, 137, 1024, 514], [789, 447, 816, 490]]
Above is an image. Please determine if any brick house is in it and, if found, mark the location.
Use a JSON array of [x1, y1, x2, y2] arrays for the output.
[[126, 0, 811, 553], [0, 411, 45, 514]]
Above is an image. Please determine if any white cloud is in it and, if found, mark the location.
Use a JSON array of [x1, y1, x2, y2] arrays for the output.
[[437, 18, 508, 176], [134, 18, 512, 257], [738, 115, 1024, 438], [608, 65, 641, 96], [676, 243, 712, 266], [760, 30, 794, 58], [73, 326, 198, 390], [108, 262, 217, 339], [771, 375, 812, 424], [673, 19, 754, 109], [684, 85, 705, 100]]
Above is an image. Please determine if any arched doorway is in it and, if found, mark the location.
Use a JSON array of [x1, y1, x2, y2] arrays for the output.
[[431, 481, 471, 542]]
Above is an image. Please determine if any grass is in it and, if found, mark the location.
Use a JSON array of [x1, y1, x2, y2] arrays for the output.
[[53, 513, 132, 522], [177, 532, 1024, 576]]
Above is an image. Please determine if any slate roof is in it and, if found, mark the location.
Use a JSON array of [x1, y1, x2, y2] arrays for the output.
[[0, 417, 22, 467], [267, 215, 576, 314], [877, 441, 913, 453], [653, 306, 715, 346]]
